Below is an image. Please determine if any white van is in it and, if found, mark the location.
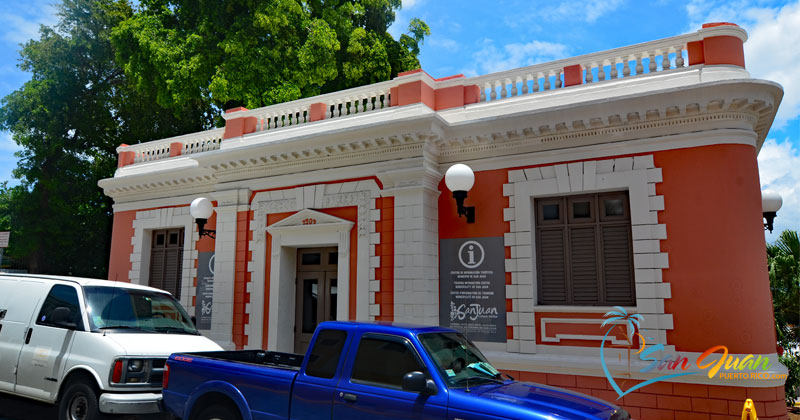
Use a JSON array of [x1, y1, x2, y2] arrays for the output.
[[0, 273, 222, 420]]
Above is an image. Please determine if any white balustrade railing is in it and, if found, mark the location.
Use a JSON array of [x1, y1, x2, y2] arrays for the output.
[[462, 28, 721, 103], [121, 26, 745, 166], [121, 128, 225, 164], [226, 80, 395, 133]]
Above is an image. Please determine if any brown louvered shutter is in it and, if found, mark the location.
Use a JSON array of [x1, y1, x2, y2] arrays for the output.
[[598, 192, 635, 305], [569, 226, 599, 303], [538, 228, 567, 304], [536, 192, 635, 306], [602, 225, 634, 305], [149, 228, 184, 298]]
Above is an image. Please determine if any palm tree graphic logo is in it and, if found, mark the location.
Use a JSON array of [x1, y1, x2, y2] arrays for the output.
[[602, 306, 643, 375], [600, 306, 697, 398]]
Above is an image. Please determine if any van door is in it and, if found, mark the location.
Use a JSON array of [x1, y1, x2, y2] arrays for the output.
[[0, 277, 48, 393], [15, 283, 84, 401]]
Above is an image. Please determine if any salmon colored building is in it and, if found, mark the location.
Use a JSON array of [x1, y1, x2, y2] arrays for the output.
[[99, 23, 789, 418]]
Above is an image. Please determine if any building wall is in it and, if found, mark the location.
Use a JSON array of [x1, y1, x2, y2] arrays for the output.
[[107, 209, 136, 282], [656, 144, 775, 355]]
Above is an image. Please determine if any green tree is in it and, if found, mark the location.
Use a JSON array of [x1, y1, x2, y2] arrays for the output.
[[767, 230, 800, 405], [111, 0, 429, 111], [0, 0, 208, 277]]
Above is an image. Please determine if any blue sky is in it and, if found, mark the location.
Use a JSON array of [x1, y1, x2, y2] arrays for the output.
[[0, 0, 798, 242]]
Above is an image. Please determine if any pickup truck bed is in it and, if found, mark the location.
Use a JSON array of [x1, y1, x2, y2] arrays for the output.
[[183, 350, 304, 370]]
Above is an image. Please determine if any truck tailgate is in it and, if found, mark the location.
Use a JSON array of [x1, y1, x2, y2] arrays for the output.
[[163, 351, 301, 420]]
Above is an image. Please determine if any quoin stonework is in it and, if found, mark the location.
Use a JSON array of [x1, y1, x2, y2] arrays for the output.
[[100, 22, 790, 419]]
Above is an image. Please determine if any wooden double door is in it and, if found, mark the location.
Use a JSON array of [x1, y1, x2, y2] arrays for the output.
[[294, 247, 338, 353]]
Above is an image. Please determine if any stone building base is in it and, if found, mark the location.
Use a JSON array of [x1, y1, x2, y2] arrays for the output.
[[498, 369, 788, 419]]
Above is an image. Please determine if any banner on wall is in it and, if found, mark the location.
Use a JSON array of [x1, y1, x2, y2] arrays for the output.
[[195, 252, 215, 330], [439, 236, 506, 342]]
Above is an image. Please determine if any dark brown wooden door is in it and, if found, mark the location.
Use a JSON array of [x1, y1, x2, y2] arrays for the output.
[[294, 247, 338, 353], [149, 228, 184, 299]]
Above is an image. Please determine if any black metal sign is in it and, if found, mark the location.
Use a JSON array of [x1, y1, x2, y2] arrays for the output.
[[195, 252, 215, 330], [439, 237, 506, 342]]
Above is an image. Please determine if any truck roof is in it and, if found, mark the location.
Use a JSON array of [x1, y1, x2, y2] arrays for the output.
[[318, 320, 459, 335], [0, 273, 172, 294]]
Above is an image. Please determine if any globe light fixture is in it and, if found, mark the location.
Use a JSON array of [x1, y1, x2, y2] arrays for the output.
[[761, 190, 782, 233], [445, 163, 476, 223], [190, 197, 216, 239]]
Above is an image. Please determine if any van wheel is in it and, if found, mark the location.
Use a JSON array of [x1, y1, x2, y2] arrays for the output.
[[195, 404, 241, 420], [58, 380, 102, 420]]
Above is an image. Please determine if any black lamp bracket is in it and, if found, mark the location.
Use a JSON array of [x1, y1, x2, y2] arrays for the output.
[[196, 218, 217, 239], [452, 191, 476, 224], [763, 211, 777, 234]]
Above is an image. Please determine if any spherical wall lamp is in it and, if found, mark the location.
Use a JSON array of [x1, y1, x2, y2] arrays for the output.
[[445, 163, 476, 223], [190, 197, 216, 239]]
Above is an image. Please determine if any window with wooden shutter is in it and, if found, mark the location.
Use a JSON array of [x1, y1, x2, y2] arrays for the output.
[[149, 228, 184, 299], [535, 192, 635, 306]]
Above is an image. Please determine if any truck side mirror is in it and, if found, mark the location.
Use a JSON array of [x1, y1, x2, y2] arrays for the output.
[[51, 307, 77, 330], [402, 371, 436, 395]]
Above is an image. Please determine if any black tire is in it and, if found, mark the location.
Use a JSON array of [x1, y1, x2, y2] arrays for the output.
[[57, 380, 103, 420], [194, 403, 241, 420]]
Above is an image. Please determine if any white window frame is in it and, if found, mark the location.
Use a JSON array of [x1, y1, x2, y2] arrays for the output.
[[502, 155, 672, 355]]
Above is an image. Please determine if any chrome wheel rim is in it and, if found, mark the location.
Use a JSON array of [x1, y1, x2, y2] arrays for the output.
[[68, 392, 88, 420]]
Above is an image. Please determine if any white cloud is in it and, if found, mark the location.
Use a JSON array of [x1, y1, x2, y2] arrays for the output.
[[0, 0, 59, 45], [428, 37, 459, 50], [0, 132, 21, 186], [684, 0, 800, 127], [743, 2, 800, 127], [0, 132, 21, 153], [401, 0, 422, 8], [542, 0, 625, 23], [463, 39, 570, 76], [758, 138, 800, 241]]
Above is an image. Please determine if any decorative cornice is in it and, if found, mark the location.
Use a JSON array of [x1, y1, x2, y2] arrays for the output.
[[434, 107, 764, 162], [100, 78, 781, 202]]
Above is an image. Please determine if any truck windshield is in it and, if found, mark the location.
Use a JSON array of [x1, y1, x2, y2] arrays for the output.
[[418, 332, 503, 388], [83, 286, 199, 335]]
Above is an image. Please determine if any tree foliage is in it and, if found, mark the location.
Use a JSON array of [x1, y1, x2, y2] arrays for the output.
[[0, 0, 209, 276], [766, 230, 800, 404], [0, 0, 426, 276], [111, 0, 429, 111]]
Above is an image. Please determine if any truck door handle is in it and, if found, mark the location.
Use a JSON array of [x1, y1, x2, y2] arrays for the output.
[[340, 392, 357, 402], [24, 327, 32, 344]]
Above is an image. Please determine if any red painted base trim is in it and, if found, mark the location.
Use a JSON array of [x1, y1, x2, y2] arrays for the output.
[[232, 210, 252, 350], [498, 369, 789, 419], [375, 197, 394, 321]]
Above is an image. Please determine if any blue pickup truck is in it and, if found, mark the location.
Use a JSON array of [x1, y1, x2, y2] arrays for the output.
[[162, 321, 630, 420]]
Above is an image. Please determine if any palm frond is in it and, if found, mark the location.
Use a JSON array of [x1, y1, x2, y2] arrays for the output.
[[601, 316, 624, 328]]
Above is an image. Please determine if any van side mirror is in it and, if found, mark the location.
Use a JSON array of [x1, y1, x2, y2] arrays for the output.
[[51, 307, 77, 330], [402, 371, 436, 395]]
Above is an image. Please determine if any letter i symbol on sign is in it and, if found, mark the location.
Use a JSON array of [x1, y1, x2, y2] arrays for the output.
[[467, 245, 475, 265]]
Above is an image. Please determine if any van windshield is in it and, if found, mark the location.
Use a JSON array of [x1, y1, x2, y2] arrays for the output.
[[83, 286, 199, 335]]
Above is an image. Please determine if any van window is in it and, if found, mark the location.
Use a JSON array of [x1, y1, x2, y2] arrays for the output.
[[350, 335, 425, 390], [84, 286, 198, 335], [305, 329, 347, 379], [37, 285, 83, 330]]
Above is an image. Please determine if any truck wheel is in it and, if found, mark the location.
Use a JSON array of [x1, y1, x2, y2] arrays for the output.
[[195, 404, 241, 420], [58, 380, 103, 420]]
